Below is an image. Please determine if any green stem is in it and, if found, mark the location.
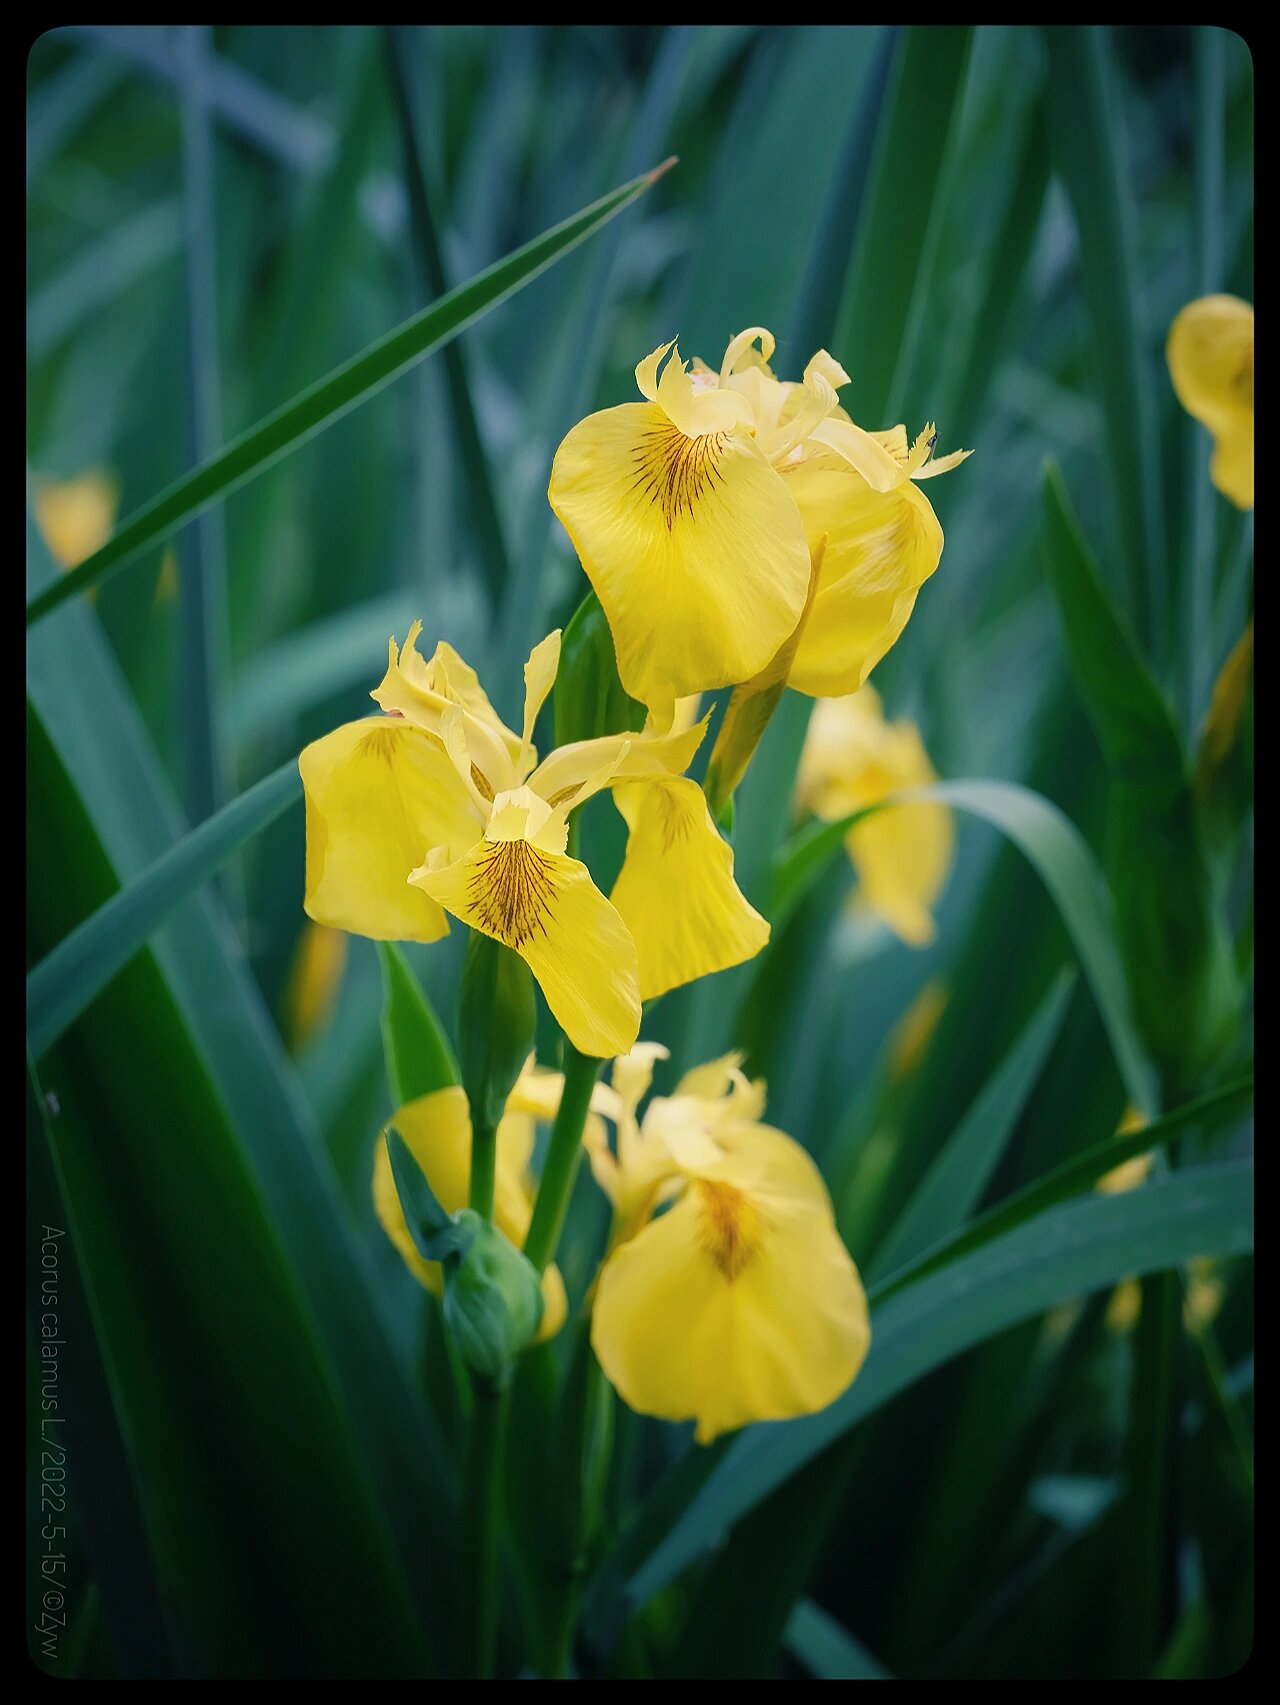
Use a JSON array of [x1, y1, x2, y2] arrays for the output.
[[462, 1375, 509, 1679], [524, 1044, 600, 1274], [469, 1117, 498, 1218], [542, 1346, 611, 1678]]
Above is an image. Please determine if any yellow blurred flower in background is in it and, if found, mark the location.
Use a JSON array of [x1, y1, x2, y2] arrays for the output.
[[1167, 295, 1254, 509], [282, 920, 349, 1051], [34, 468, 118, 569], [587, 1045, 870, 1443], [794, 684, 954, 946]]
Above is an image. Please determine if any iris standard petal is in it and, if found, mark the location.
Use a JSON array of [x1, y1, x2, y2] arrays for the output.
[[548, 400, 811, 723], [371, 623, 522, 793], [410, 837, 641, 1057], [299, 717, 481, 943], [610, 776, 769, 1001]]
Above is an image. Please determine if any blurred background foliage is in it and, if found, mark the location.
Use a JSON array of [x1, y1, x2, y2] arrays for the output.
[[27, 24, 1252, 1680]]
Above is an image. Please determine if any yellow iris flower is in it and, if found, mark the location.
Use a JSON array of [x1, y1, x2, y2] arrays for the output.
[[33, 468, 118, 570], [372, 1056, 611, 1342], [794, 685, 953, 947], [1167, 295, 1254, 510], [549, 326, 969, 727], [586, 1044, 870, 1444], [299, 624, 768, 1057]]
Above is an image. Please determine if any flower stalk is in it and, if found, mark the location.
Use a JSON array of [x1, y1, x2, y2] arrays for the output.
[[524, 1043, 601, 1274]]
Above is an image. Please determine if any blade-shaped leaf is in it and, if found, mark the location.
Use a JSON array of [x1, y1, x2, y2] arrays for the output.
[[378, 941, 460, 1107], [773, 776, 1158, 1115], [26, 756, 300, 1060], [785, 1599, 892, 1681], [870, 967, 1076, 1280], [1041, 25, 1166, 647], [1043, 462, 1240, 1091], [27, 158, 673, 624]]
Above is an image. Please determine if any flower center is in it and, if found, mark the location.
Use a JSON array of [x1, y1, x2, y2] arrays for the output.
[[467, 838, 557, 948], [633, 423, 727, 530], [694, 1178, 761, 1282]]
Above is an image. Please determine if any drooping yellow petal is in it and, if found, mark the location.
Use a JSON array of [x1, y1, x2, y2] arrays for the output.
[[592, 1122, 869, 1443], [610, 775, 769, 1001], [299, 718, 481, 943], [371, 623, 522, 793], [372, 1085, 565, 1339], [409, 835, 640, 1057], [1167, 295, 1254, 509], [784, 461, 944, 698], [548, 401, 811, 724]]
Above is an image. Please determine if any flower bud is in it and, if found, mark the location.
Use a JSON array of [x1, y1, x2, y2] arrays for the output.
[[443, 1210, 546, 1381]]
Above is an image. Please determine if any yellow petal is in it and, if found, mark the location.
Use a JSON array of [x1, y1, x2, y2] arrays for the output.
[[592, 1124, 869, 1443], [526, 716, 707, 813], [548, 401, 811, 722], [34, 468, 119, 569], [299, 718, 481, 943], [1210, 420, 1254, 510], [1167, 295, 1254, 509], [282, 920, 348, 1049], [719, 326, 777, 384], [520, 630, 562, 777], [372, 1086, 565, 1339], [1096, 1151, 1155, 1195], [785, 462, 944, 697], [672, 1053, 767, 1123], [847, 793, 953, 948], [797, 692, 953, 947], [806, 416, 906, 492], [410, 836, 640, 1057], [371, 624, 522, 793], [610, 775, 769, 1001]]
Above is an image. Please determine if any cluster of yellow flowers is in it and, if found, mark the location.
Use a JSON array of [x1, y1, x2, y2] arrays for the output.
[[297, 325, 966, 1438], [291, 301, 1251, 1443]]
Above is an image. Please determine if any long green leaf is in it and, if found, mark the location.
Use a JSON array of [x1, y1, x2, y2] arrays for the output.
[[26, 759, 300, 1061], [378, 941, 460, 1106], [870, 968, 1075, 1280], [26, 158, 672, 625], [774, 777, 1158, 1114], [785, 1599, 892, 1681], [1043, 462, 1239, 1091], [626, 1159, 1253, 1609], [386, 24, 511, 608], [832, 24, 974, 423], [1042, 25, 1166, 648], [27, 517, 456, 1671], [874, 1072, 1251, 1303]]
